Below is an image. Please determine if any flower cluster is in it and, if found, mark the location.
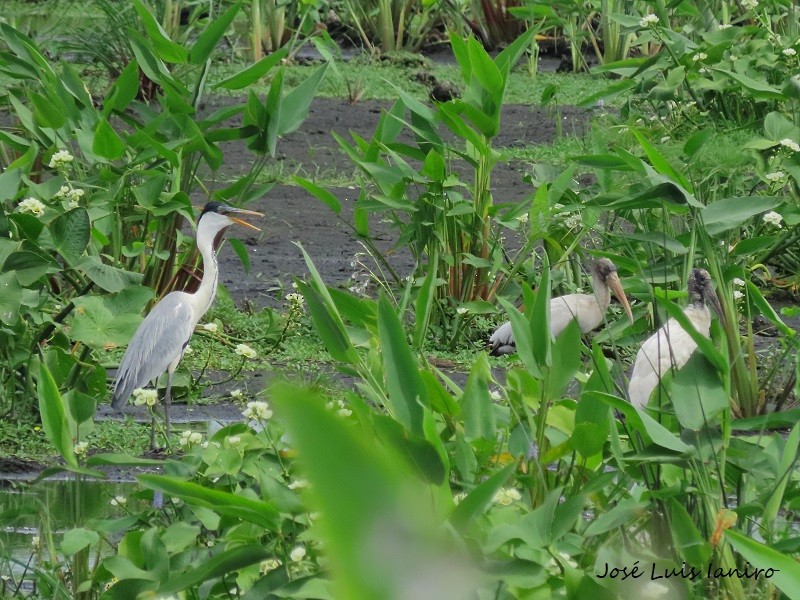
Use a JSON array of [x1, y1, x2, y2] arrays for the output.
[[48, 149, 74, 170], [285, 292, 305, 316], [132, 387, 158, 406], [779, 138, 800, 153], [230, 388, 244, 399], [260, 558, 282, 574], [243, 400, 273, 421], [289, 545, 306, 562], [639, 13, 659, 28], [54, 185, 85, 208], [564, 213, 583, 230], [179, 430, 203, 447], [109, 495, 127, 507], [17, 197, 45, 217], [763, 211, 783, 228], [326, 398, 352, 418], [492, 487, 522, 506], [234, 343, 257, 359], [74, 441, 89, 456], [202, 322, 219, 333], [741, 0, 758, 10]]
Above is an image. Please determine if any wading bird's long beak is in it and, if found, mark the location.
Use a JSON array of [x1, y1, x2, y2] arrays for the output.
[[608, 272, 634, 324], [705, 286, 724, 321], [228, 208, 264, 232]]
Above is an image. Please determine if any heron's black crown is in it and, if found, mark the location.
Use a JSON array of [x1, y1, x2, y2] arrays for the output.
[[199, 202, 227, 220]]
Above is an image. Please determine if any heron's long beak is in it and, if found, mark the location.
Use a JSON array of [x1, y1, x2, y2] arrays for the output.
[[228, 208, 264, 232], [607, 272, 634, 324]]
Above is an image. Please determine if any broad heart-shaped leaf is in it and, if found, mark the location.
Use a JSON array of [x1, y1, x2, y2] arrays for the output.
[[278, 61, 329, 135], [157, 545, 272, 595], [37, 362, 77, 467], [76, 256, 143, 292], [93, 118, 125, 161], [460, 353, 496, 442], [61, 527, 100, 556], [138, 475, 279, 529], [725, 530, 800, 600], [701, 196, 784, 235], [668, 353, 729, 431], [70, 296, 144, 349], [377, 294, 426, 437], [3, 250, 61, 286], [49, 208, 90, 265], [213, 48, 287, 89], [189, 1, 242, 65], [0, 272, 23, 325]]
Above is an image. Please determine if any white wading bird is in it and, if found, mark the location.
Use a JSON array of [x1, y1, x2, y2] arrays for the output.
[[112, 202, 262, 445], [628, 268, 722, 409], [489, 258, 634, 355]]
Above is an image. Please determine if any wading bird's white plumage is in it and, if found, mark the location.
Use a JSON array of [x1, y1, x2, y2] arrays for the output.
[[489, 258, 634, 355], [112, 202, 262, 444], [628, 268, 722, 409]]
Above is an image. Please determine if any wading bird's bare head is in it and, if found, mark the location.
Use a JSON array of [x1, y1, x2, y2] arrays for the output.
[[591, 258, 634, 324], [688, 268, 722, 316], [197, 202, 264, 239]]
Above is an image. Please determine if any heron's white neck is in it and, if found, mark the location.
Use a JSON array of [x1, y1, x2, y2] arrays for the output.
[[192, 215, 228, 320], [592, 271, 611, 313]]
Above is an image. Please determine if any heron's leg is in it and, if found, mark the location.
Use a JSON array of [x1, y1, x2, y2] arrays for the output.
[[164, 368, 174, 446]]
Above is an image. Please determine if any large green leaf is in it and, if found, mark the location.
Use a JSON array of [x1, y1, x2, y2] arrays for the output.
[[725, 530, 800, 599], [450, 464, 515, 533], [702, 196, 784, 235], [189, 1, 241, 65], [138, 475, 279, 529], [460, 353, 496, 442], [50, 208, 90, 265], [296, 280, 359, 365], [278, 62, 329, 135], [669, 353, 729, 431], [62, 527, 100, 556], [158, 545, 272, 594], [668, 499, 711, 566], [213, 48, 288, 89], [70, 296, 143, 349], [93, 118, 126, 161], [377, 294, 426, 436], [76, 256, 143, 292], [0, 272, 23, 324], [132, 0, 188, 63], [37, 362, 77, 467], [271, 382, 438, 599]]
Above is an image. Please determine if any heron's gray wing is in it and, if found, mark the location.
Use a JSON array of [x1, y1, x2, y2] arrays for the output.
[[112, 292, 195, 409], [489, 321, 515, 355]]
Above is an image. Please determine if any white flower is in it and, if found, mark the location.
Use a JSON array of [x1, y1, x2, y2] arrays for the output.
[[109, 495, 127, 506], [289, 545, 306, 562], [660, 136, 670, 143], [489, 389, 502, 402], [492, 487, 522, 506], [692, 52, 707, 61], [517, 213, 529, 224], [699, 67, 710, 74], [337, 408, 352, 418], [234, 343, 257, 359], [544, 552, 578, 575], [783, 48, 797, 57], [48, 149, 74, 169], [719, 23, 732, 29], [17, 197, 45, 217], [230, 389, 244, 399], [68, 188, 84, 201], [733, 278, 745, 287], [226, 435, 241, 446], [456, 307, 469, 315], [641, 581, 670, 599], [202, 322, 219, 333], [763, 211, 784, 227], [765, 171, 786, 182], [31, 535, 40, 550], [179, 430, 203, 447], [74, 441, 89, 456], [564, 214, 583, 230], [260, 558, 282, 574], [288, 479, 309, 490], [55, 185, 69, 198], [68, 199, 79, 209], [454, 492, 468, 505], [741, 0, 758, 10], [133, 388, 158, 406], [733, 290, 744, 300], [729, 54, 738, 61], [780, 138, 800, 152], [639, 13, 659, 27], [243, 401, 273, 421], [285, 293, 304, 306]]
